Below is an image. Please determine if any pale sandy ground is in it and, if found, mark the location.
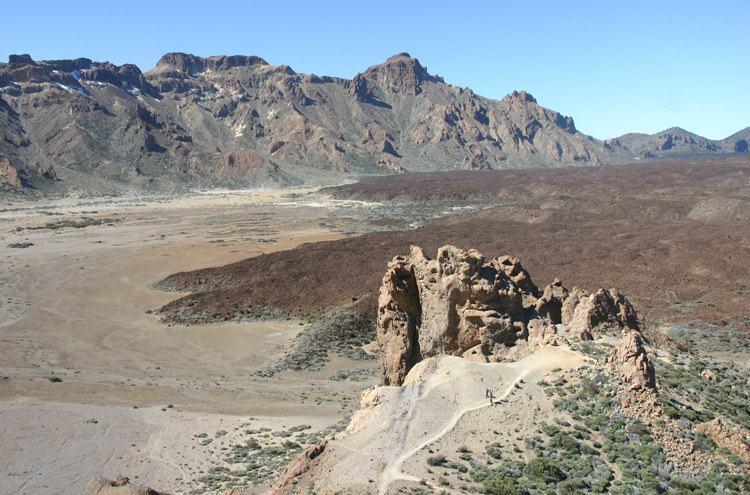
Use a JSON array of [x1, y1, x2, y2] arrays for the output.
[[309, 348, 595, 495], [0, 189, 380, 495]]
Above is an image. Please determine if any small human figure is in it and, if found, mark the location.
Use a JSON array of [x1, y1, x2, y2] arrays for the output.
[[489, 391, 495, 405], [485, 388, 490, 398]]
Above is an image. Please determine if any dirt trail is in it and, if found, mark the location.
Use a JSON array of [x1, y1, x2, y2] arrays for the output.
[[378, 368, 531, 494], [310, 348, 588, 494]]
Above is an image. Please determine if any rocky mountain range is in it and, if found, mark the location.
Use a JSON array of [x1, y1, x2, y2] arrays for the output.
[[0, 53, 730, 197], [614, 126, 749, 158], [1, 52, 747, 197]]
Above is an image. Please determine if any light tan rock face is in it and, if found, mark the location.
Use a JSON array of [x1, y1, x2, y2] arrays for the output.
[[377, 255, 422, 386], [563, 287, 639, 339], [377, 245, 641, 385], [608, 331, 656, 390]]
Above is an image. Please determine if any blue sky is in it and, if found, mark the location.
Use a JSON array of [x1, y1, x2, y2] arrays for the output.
[[2, 0, 747, 140]]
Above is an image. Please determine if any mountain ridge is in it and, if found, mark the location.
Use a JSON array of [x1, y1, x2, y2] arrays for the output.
[[0, 52, 746, 197]]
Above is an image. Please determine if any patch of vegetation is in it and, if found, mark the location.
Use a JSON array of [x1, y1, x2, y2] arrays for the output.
[[7, 242, 33, 248], [254, 308, 376, 376], [26, 217, 120, 230], [195, 417, 350, 491]]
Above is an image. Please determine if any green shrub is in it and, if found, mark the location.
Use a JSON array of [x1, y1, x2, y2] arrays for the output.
[[482, 473, 526, 495], [427, 454, 446, 466], [525, 457, 566, 483], [550, 432, 581, 454], [542, 425, 560, 437], [486, 444, 503, 460], [558, 478, 590, 495], [669, 477, 699, 492], [664, 406, 680, 419]]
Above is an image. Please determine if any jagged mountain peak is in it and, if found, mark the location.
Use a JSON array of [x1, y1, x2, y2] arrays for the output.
[[362, 52, 444, 96], [503, 90, 538, 104]]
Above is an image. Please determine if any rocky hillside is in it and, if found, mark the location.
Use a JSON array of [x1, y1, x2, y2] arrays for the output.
[[0, 52, 637, 196], [615, 126, 749, 158]]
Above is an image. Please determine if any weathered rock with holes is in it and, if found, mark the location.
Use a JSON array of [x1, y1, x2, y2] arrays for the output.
[[377, 245, 642, 385]]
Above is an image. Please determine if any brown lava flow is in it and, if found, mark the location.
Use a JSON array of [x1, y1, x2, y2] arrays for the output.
[[159, 156, 750, 335]]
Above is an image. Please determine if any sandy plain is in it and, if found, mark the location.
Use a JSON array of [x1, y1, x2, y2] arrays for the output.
[[0, 188, 381, 495]]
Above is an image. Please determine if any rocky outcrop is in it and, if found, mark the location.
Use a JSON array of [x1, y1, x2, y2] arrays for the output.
[[616, 126, 746, 157], [608, 331, 655, 390], [268, 441, 327, 495], [562, 288, 639, 339], [695, 418, 750, 463], [155, 52, 268, 75], [377, 245, 641, 385], [0, 156, 22, 188], [86, 476, 168, 495]]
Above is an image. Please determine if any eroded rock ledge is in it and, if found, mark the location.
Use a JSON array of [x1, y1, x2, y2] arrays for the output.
[[377, 245, 641, 385]]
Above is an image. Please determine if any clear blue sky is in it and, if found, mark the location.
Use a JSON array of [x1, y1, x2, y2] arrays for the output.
[[2, 0, 747, 140]]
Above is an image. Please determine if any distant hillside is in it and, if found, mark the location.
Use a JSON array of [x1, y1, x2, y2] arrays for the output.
[[1, 52, 633, 197], [614, 126, 749, 158]]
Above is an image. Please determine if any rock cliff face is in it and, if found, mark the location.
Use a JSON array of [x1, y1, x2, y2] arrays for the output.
[[377, 245, 641, 385], [0, 52, 633, 196]]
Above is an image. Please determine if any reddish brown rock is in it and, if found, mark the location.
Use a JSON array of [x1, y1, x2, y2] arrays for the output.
[[563, 288, 640, 338], [268, 441, 327, 495], [608, 331, 656, 390], [377, 255, 422, 386], [535, 278, 568, 323]]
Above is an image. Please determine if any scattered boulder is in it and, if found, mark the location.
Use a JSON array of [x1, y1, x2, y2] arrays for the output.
[[701, 369, 718, 381], [86, 476, 168, 495], [377, 245, 641, 385]]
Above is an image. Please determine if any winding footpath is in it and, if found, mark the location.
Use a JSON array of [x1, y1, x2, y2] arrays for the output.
[[378, 368, 530, 495]]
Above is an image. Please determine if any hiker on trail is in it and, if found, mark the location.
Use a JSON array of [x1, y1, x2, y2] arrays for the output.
[[489, 391, 495, 405], [485, 388, 490, 398]]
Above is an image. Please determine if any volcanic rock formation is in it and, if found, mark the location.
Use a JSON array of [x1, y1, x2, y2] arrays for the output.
[[608, 331, 656, 390], [377, 245, 641, 385], [0, 52, 638, 196]]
